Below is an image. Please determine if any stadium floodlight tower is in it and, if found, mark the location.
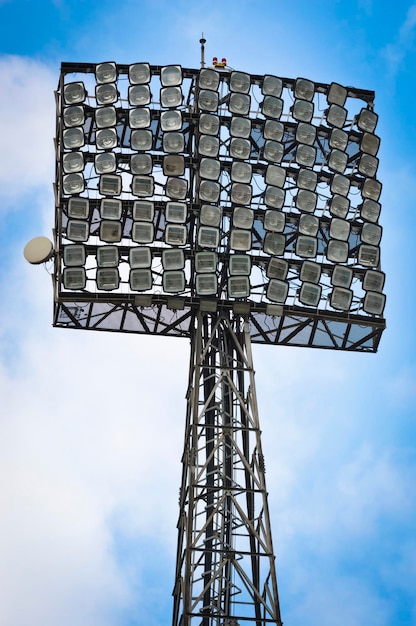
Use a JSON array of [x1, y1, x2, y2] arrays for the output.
[[29, 43, 386, 626]]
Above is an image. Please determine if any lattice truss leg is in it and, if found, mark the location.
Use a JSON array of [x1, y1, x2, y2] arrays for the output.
[[173, 313, 283, 626]]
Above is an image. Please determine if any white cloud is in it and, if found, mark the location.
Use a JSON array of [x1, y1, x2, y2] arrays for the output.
[[382, 4, 416, 76]]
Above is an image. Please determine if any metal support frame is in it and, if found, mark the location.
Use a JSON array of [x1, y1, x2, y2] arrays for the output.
[[173, 312, 282, 626]]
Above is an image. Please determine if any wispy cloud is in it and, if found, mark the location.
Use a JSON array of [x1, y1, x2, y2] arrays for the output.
[[382, 4, 416, 76]]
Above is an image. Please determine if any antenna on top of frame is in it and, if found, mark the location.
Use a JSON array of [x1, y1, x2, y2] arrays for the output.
[[200, 33, 206, 68]]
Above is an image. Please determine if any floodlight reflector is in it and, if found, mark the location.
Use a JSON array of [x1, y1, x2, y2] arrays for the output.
[[267, 279, 288, 302], [262, 96, 283, 119], [331, 265, 353, 288], [330, 287, 353, 310], [196, 274, 217, 295], [95, 106, 117, 129], [132, 222, 154, 243], [331, 174, 350, 197], [128, 63, 150, 84], [233, 207, 254, 229], [63, 173, 84, 195], [163, 155, 185, 176], [265, 165, 286, 187], [63, 105, 84, 127], [95, 152, 116, 174], [131, 129, 153, 150], [166, 202, 187, 223], [99, 174, 122, 196], [329, 194, 350, 218], [63, 127, 85, 149], [162, 249, 185, 270], [327, 104, 347, 128], [198, 90, 219, 111], [230, 255, 251, 276], [166, 177, 188, 199], [327, 239, 348, 262], [327, 83, 347, 106], [163, 133, 185, 154], [362, 178, 382, 201], [292, 99, 314, 122], [357, 108, 378, 132], [198, 135, 220, 157], [96, 268, 120, 290], [328, 149, 348, 174], [230, 116, 251, 138], [63, 244, 85, 266], [264, 233, 285, 255], [200, 158, 221, 180], [133, 201, 154, 221], [296, 144, 316, 167], [361, 223, 382, 245], [358, 244, 380, 267], [231, 161, 252, 183], [63, 82, 86, 105], [363, 269, 385, 292], [161, 86, 182, 108], [329, 128, 348, 150], [296, 190, 317, 213], [68, 198, 89, 219], [296, 123, 316, 145], [264, 120, 284, 141], [63, 267, 86, 290], [199, 68, 220, 91], [198, 226, 219, 248], [199, 180, 220, 202], [267, 258, 289, 280], [360, 199, 380, 223], [228, 276, 250, 298], [295, 78, 315, 101], [229, 93, 251, 115], [330, 218, 350, 241], [63, 152, 84, 173], [199, 114, 220, 135], [363, 291, 386, 315], [296, 236, 317, 258], [361, 133, 380, 156], [161, 110, 182, 131], [262, 75, 283, 97], [230, 71, 251, 93], [358, 154, 379, 178], [130, 269, 152, 291], [263, 140, 283, 163], [264, 210, 285, 232], [200, 205, 222, 227], [96, 128, 117, 149], [129, 108, 151, 129], [265, 186, 285, 209], [299, 282, 321, 306], [195, 252, 217, 273], [97, 246, 119, 267], [231, 229, 252, 251], [297, 169, 317, 190], [129, 247, 152, 268], [231, 183, 252, 205], [299, 214, 319, 236], [130, 154, 152, 175], [163, 270, 185, 293], [230, 138, 251, 159], [100, 198, 122, 219], [95, 62, 117, 84], [300, 261, 321, 283], [128, 84, 151, 106], [161, 65, 182, 86], [165, 224, 187, 245], [96, 83, 118, 105], [99, 221, 122, 243]]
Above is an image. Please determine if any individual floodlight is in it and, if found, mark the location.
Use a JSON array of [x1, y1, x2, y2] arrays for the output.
[[97, 246, 119, 267], [130, 154, 152, 175], [363, 269, 385, 292], [326, 104, 347, 128], [330, 287, 353, 310], [200, 158, 221, 180], [132, 176, 154, 197], [63, 244, 85, 266], [128, 63, 150, 85], [265, 186, 285, 209], [358, 244, 380, 267], [361, 223, 382, 245], [327, 239, 348, 262], [231, 183, 252, 205], [295, 78, 315, 101], [63, 267, 86, 290], [230, 116, 251, 138], [230, 138, 251, 159], [63, 152, 84, 173], [68, 197, 89, 219], [264, 120, 284, 141], [167, 177, 188, 200], [161, 65, 182, 87], [329, 218, 351, 241], [299, 282, 321, 306], [292, 99, 314, 122], [363, 291, 385, 315], [297, 169, 317, 191], [98, 174, 121, 196], [296, 123, 316, 145], [99, 221, 122, 243], [299, 214, 319, 236], [128, 84, 151, 106], [131, 129, 153, 150], [161, 110, 182, 131], [230, 229, 252, 251], [199, 180, 220, 202], [328, 149, 348, 174], [361, 132, 380, 156], [329, 194, 350, 218], [200, 205, 222, 227], [198, 90, 219, 111], [132, 222, 154, 243], [331, 265, 353, 288], [195, 251, 217, 273], [265, 164, 286, 187], [63, 127, 85, 149], [327, 82, 347, 106], [163, 133, 185, 154], [228, 276, 250, 298], [129, 107, 151, 129], [166, 202, 187, 223], [300, 261, 321, 283], [163, 270, 185, 293], [129, 247, 152, 268], [262, 96, 283, 119], [358, 154, 379, 178], [263, 140, 283, 163], [329, 128, 348, 150], [96, 128, 117, 149], [165, 224, 187, 245], [296, 190, 317, 213], [198, 135, 220, 157], [63, 173, 84, 195], [362, 178, 382, 201], [96, 83, 118, 105], [161, 86, 183, 108], [95, 152, 116, 174], [233, 207, 254, 229], [296, 144, 316, 167], [63, 105, 84, 127], [267, 258, 289, 280], [264, 233, 285, 255], [231, 161, 252, 183], [262, 75, 283, 97], [199, 68, 220, 91], [230, 71, 251, 93], [64, 82, 86, 105], [198, 226, 220, 248], [267, 279, 288, 303], [357, 108, 378, 133], [264, 210, 285, 232], [96, 268, 120, 290], [229, 255, 251, 276], [162, 249, 185, 270], [130, 269, 152, 291], [163, 155, 185, 176], [95, 106, 117, 129], [100, 198, 122, 219], [296, 235, 317, 258], [133, 201, 154, 221], [199, 114, 220, 135], [95, 62, 117, 84], [331, 174, 350, 197], [196, 273, 217, 295], [229, 93, 251, 115]]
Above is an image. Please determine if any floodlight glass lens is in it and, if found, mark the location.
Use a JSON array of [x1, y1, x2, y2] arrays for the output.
[[95, 152, 116, 174], [64, 82, 85, 105], [99, 221, 122, 242], [200, 205, 222, 226], [199, 180, 220, 202], [166, 177, 187, 199], [296, 190, 317, 213], [195, 252, 217, 273], [331, 265, 353, 288], [263, 140, 283, 162], [68, 198, 89, 219], [300, 261, 321, 283], [296, 144, 316, 167], [129, 247, 152, 268], [295, 78, 314, 101], [265, 165, 286, 187], [165, 224, 187, 245], [231, 161, 252, 183], [363, 291, 385, 315], [357, 108, 378, 132], [358, 154, 379, 177], [299, 214, 319, 235], [262, 75, 282, 97], [166, 202, 187, 223], [200, 158, 221, 180], [198, 90, 219, 111], [296, 123, 316, 145], [198, 135, 220, 156], [230, 229, 252, 251], [96, 83, 118, 105], [328, 149, 348, 173], [97, 246, 119, 267], [132, 176, 154, 197], [198, 226, 219, 248], [361, 133, 380, 156], [358, 244, 380, 267], [229, 255, 251, 276], [329, 194, 350, 218], [264, 233, 285, 255], [130, 154, 152, 175], [95, 62, 117, 84], [267, 258, 288, 280], [327, 83, 347, 106], [129, 63, 150, 85], [199, 114, 220, 135], [63, 152, 84, 173], [95, 106, 117, 129], [161, 86, 182, 108], [265, 186, 285, 208], [262, 96, 283, 119], [267, 279, 288, 302], [330, 218, 350, 241], [130, 269, 152, 291], [297, 169, 317, 190], [363, 270, 385, 292], [161, 65, 182, 86], [327, 104, 347, 128], [131, 130, 153, 150], [331, 174, 350, 196], [129, 108, 151, 129], [264, 210, 285, 232], [96, 128, 117, 149], [63, 267, 86, 290], [228, 276, 250, 298], [132, 201, 154, 221], [327, 239, 348, 262], [161, 110, 182, 131], [299, 282, 321, 306], [230, 71, 251, 93], [163, 270, 185, 293], [293, 99, 314, 122], [362, 179, 382, 201], [196, 274, 217, 295], [330, 287, 352, 310], [132, 222, 154, 243], [264, 120, 284, 141], [96, 268, 120, 290], [64, 106, 84, 127], [229, 93, 250, 115], [100, 198, 122, 219], [230, 138, 251, 159], [230, 116, 251, 138], [199, 68, 220, 90], [128, 85, 151, 106], [67, 220, 89, 241], [163, 133, 184, 153], [63, 173, 84, 195], [162, 249, 185, 270], [329, 128, 348, 150], [63, 244, 85, 266], [63, 127, 85, 149], [296, 236, 317, 258], [231, 183, 252, 205], [233, 207, 254, 229]]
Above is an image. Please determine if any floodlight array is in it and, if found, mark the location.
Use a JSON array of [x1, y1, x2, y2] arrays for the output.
[[56, 62, 385, 317]]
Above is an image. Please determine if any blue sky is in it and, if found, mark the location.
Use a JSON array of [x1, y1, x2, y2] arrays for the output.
[[0, 1, 415, 626]]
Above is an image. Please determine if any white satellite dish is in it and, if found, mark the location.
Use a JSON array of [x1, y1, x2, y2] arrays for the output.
[[23, 236, 54, 265]]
